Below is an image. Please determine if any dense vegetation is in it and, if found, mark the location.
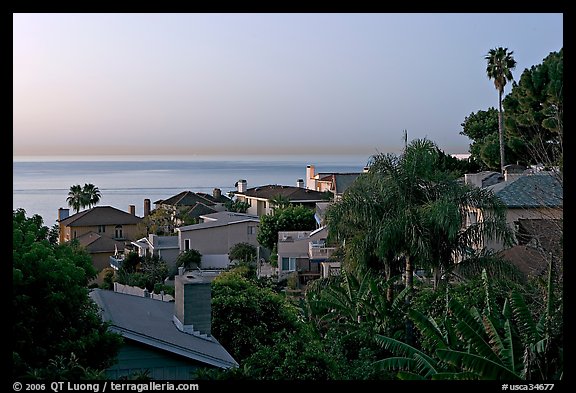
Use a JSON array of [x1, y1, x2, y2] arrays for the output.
[[13, 209, 122, 380]]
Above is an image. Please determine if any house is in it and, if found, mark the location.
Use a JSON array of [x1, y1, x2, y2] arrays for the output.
[[499, 218, 562, 279], [233, 181, 329, 217], [276, 226, 338, 285], [305, 164, 365, 200], [154, 189, 230, 211], [128, 234, 180, 270], [89, 272, 238, 380], [57, 205, 142, 271], [176, 211, 260, 269], [465, 170, 563, 252], [464, 171, 503, 188]]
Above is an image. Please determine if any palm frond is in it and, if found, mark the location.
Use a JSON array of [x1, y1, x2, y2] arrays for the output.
[[509, 290, 539, 342], [375, 357, 418, 373], [397, 371, 427, 380], [432, 371, 481, 380], [502, 319, 524, 375], [409, 308, 448, 350], [436, 349, 521, 380], [374, 334, 436, 367], [449, 297, 485, 336], [454, 319, 502, 365], [482, 314, 505, 360]]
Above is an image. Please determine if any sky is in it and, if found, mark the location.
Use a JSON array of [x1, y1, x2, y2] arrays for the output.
[[13, 13, 563, 157]]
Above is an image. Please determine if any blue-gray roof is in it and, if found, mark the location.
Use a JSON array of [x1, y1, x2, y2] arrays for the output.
[[486, 172, 563, 208], [89, 289, 238, 369]]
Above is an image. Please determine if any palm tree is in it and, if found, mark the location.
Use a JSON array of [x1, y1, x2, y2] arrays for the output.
[[325, 138, 513, 344], [485, 47, 517, 173], [82, 183, 101, 209], [327, 138, 512, 294], [66, 184, 84, 214], [269, 194, 291, 212], [66, 183, 102, 214]]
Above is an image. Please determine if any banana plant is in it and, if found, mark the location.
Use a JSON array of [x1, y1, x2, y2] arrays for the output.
[[374, 267, 562, 380]]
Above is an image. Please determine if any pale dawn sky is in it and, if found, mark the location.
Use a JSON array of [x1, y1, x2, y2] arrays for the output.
[[13, 13, 563, 156]]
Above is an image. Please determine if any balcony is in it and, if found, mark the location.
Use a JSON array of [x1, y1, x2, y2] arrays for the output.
[[109, 255, 124, 270], [308, 241, 337, 261]]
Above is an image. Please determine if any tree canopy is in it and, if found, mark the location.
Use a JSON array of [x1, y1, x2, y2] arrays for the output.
[[462, 49, 563, 171], [503, 48, 563, 170], [257, 205, 316, 250], [13, 208, 122, 379], [66, 183, 102, 214]]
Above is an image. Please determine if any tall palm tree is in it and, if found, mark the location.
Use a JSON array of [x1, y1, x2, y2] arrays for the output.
[[485, 47, 517, 173], [66, 184, 84, 214], [82, 183, 101, 209]]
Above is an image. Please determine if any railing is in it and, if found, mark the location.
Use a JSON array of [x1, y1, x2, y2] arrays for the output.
[[308, 242, 337, 260], [109, 256, 124, 270]]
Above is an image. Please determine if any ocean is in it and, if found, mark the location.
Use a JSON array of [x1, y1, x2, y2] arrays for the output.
[[13, 154, 371, 226]]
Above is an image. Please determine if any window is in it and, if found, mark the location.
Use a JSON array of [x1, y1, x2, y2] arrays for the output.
[[247, 225, 257, 235], [114, 225, 123, 239], [98, 225, 106, 233], [184, 239, 190, 251], [281, 257, 296, 271]]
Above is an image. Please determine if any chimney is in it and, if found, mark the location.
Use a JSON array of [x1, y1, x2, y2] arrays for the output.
[[173, 274, 212, 338], [237, 179, 247, 193], [129, 205, 136, 215], [503, 164, 526, 182], [213, 188, 222, 199], [464, 173, 482, 188], [58, 207, 69, 221], [306, 165, 316, 190], [296, 178, 305, 188], [144, 199, 151, 217]]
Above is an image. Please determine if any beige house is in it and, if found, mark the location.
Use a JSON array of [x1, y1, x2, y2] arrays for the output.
[[464, 170, 563, 252], [305, 164, 365, 201], [176, 212, 260, 269], [276, 226, 337, 284], [57, 205, 142, 271], [233, 181, 329, 217]]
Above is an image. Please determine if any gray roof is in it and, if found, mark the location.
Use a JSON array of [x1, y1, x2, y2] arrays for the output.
[[76, 231, 125, 254], [59, 206, 142, 226], [314, 202, 331, 225], [185, 202, 218, 219], [239, 184, 328, 201], [486, 172, 563, 208], [154, 236, 180, 249], [134, 235, 179, 250], [89, 289, 238, 369], [154, 191, 215, 207], [316, 173, 362, 195], [178, 212, 259, 232]]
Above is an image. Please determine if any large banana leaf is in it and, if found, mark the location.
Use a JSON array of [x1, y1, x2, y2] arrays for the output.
[[436, 349, 521, 380]]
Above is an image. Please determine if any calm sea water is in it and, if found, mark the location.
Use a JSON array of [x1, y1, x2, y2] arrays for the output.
[[13, 154, 370, 225]]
